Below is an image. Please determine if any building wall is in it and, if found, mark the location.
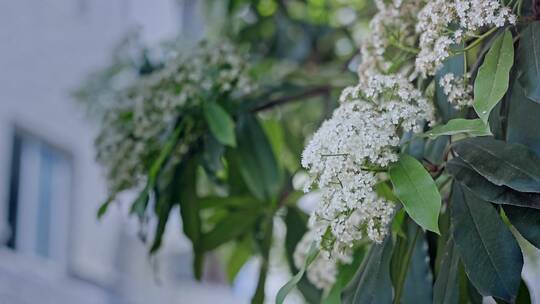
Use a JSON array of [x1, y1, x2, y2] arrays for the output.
[[0, 1, 245, 303]]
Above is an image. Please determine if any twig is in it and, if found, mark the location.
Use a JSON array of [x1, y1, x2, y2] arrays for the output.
[[251, 86, 330, 112]]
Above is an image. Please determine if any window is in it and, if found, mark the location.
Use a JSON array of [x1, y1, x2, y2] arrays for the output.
[[6, 130, 73, 269]]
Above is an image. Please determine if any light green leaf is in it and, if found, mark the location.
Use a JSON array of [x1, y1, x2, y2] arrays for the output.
[[473, 30, 514, 122], [203, 102, 236, 147], [425, 119, 491, 139], [200, 209, 260, 251], [226, 236, 253, 283], [276, 242, 319, 304], [389, 155, 442, 234]]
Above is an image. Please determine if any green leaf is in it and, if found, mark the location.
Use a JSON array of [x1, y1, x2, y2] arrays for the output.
[[401, 228, 433, 304], [504, 205, 540, 249], [517, 21, 540, 103], [425, 119, 491, 139], [201, 209, 260, 251], [447, 157, 540, 209], [473, 30, 514, 122], [173, 159, 205, 279], [341, 237, 393, 304], [507, 82, 540, 153], [198, 196, 260, 210], [453, 137, 540, 193], [450, 183, 523, 302], [322, 249, 365, 304], [389, 155, 441, 234], [226, 235, 253, 283], [97, 197, 113, 219], [516, 280, 532, 304], [284, 207, 322, 303], [433, 239, 459, 304], [276, 242, 319, 304], [203, 101, 236, 147], [235, 113, 282, 202]]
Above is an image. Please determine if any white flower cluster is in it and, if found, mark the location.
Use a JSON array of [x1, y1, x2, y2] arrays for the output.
[[301, 74, 434, 255], [293, 225, 353, 290], [439, 73, 474, 109], [95, 42, 254, 195], [416, 0, 516, 75], [357, 0, 422, 80]]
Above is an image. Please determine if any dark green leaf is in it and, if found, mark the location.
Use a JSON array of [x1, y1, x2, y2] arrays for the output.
[[284, 207, 322, 303], [235, 113, 282, 202], [322, 249, 365, 304], [447, 157, 540, 209], [202, 134, 224, 175], [473, 30, 514, 122], [450, 183, 523, 302], [517, 21, 540, 103], [507, 82, 540, 154], [97, 197, 113, 219], [424, 136, 450, 166], [341, 237, 393, 304], [433, 239, 460, 304], [276, 242, 319, 304], [425, 119, 491, 139], [453, 137, 540, 193], [203, 101, 236, 147], [201, 209, 260, 251], [389, 154, 441, 234], [516, 280, 532, 304], [177, 159, 204, 279], [504, 205, 540, 249], [402, 228, 433, 304]]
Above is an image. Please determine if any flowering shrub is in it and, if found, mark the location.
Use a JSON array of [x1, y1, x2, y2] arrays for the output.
[[79, 1, 540, 303]]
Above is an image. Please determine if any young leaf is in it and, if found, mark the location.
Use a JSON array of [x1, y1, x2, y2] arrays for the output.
[[341, 237, 393, 304], [447, 157, 540, 209], [504, 205, 540, 249], [389, 155, 441, 234], [433, 240, 460, 304], [450, 184, 523, 302], [517, 21, 540, 103], [203, 101, 236, 147], [473, 30, 514, 122], [276, 242, 319, 304], [425, 119, 491, 139], [453, 137, 540, 193]]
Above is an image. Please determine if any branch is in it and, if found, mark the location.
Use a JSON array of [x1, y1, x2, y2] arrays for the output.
[[251, 86, 330, 112]]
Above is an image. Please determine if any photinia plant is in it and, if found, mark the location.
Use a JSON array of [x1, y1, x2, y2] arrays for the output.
[[77, 0, 540, 303]]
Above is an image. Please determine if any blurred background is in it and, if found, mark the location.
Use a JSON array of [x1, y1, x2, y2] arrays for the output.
[[0, 1, 539, 304]]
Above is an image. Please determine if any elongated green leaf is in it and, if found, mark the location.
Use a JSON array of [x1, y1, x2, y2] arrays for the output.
[[453, 137, 540, 193], [450, 184, 523, 302], [284, 207, 322, 303], [276, 242, 319, 304], [433, 239, 460, 304], [203, 102, 236, 147], [235, 113, 282, 202], [473, 30, 514, 122], [517, 21, 540, 103], [176, 159, 204, 279], [447, 157, 540, 209], [402, 229, 433, 304], [389, 155, 441, 233], [504, 205, 540, 249], [198, 196, 260, 210], [201, 209, 260, 251], [425, 119, 491, 139], [322, 249, 365, 304], [341, 237, 393, 304]]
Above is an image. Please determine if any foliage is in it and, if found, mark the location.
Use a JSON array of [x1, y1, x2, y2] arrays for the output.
[[77, 0, 540, 304]]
